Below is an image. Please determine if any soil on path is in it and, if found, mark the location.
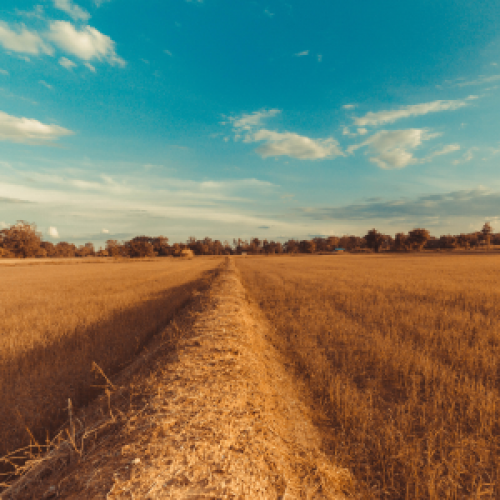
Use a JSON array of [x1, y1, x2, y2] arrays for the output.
[[2, 259, 352, 499]]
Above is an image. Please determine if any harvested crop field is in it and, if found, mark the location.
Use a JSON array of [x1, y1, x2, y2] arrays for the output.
[[1, 259, 352, 499], [3, 253, 499, 499], [0, 257, 222, 459], [236, 254, 500, 499]]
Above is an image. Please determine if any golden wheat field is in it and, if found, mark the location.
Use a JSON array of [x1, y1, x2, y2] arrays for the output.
[[236, 254, 500, 500], [0, 257, 222, 459]]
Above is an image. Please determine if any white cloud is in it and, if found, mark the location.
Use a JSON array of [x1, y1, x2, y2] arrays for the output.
[[0, 69, 9, 76], [39, 80, 53, 89], [59, 56, 76, 69], [48, 21, 126, 66], [0, 110, 74, 145], [453, 147, 478, 165], [348, 129, 441, 169], [229, 109, 342, 160], [457, 74, 500, 87], [84, 61, 95, 72], [15, 5, 46, 20], [357, 128, 368, 135], [250, 129, 343, 160], [48, 226, 59, 238], [53, 0, 91, 22], [354, 96, 478, 127], [0, 221, 8, 229], [342, 104, 356, 110], [0, 22, 53, 55], [423, 144, 461, 162], [294, 50, 309, 57], [230, 109, 281, 131], [101, 228, 109, 233]]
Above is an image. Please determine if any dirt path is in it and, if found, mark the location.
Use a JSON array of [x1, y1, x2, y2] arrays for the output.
[[3, 259, 352, 499]]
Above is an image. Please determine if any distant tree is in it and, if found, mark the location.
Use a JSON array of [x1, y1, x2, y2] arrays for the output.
[[457, 233, 470, 249], [300, 239, 316, 253], [54, 242, 77, 257], [481, 222, 493, 250], [40, 241, 56, 257], [393, 233, 408, 251], [408, 228, 430, 251], [285, 239, 299, 254], [439, 235, 457, 250], [106, 239, 123, 257], [364, 229, 386, 253], [326, 236, 339, 251], [0, 221, 43, 258], [125, 236, 156, 258], [151, 236, 169, 256]]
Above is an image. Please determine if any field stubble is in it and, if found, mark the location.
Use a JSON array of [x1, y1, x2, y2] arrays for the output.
[[237, 254, 500, 499], [0, 257, 222, 461]]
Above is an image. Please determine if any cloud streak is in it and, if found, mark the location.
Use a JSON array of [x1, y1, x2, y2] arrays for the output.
[[0, 110, 74, 144], [0, 22, 53, 55], [300, 188, 500, 221], [354, 96, 478, 127], [53, 0, 91, 22]]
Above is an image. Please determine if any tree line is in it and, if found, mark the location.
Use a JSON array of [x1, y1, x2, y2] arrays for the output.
[[0, 221, 497, 259]]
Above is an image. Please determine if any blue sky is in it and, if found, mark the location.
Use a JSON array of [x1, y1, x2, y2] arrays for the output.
[[1, 0, 500, 247]]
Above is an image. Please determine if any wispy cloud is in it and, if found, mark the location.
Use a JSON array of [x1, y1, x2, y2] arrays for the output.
[[264, 9, 274, 17], [229, 109, 343, 160], [249, 129, 343, 160], [0, 69, 9, 76], [59, 56, 76, 69], [453, 147, 478, 165], [48, 21, 126, 67], [457, 74, 500, 87], [0, 21, 53, 56], [84, 61, 96, 72], [53, 0, 91, 22], [48, 226, 59, 238], [354, 96, 478, 127], [39, 80, 53, 89], [342, 104, 356, 110], [348, 129, 447, 169], [230, 109, 281, 130], [294, 50, 309, 57], [164, 49, 173, 56], [299, 187, 500, 221], [15, 5, 46, 20], [0, 110, 74, 144]]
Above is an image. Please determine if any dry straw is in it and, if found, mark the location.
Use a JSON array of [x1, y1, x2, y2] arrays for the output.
[[237, 254, 500, 499]]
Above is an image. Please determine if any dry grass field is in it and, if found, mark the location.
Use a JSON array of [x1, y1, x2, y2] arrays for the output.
[[236, 254, 500, 499], [0, 257, 222, 460]]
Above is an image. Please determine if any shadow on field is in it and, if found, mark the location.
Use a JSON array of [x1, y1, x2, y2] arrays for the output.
[[0, 267, 220, 472]]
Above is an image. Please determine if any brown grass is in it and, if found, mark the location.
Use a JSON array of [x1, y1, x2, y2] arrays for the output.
[[236, 254, 500, 499], [0, 257, 222, 461]]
